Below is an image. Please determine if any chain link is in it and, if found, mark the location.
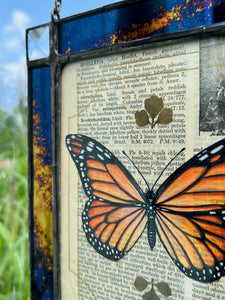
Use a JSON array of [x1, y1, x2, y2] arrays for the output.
[[53, 0, 62, 18]]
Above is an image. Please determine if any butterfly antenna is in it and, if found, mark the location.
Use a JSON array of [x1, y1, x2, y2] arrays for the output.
[[122, 151, 152, 191], [151, 147, 185, 192]]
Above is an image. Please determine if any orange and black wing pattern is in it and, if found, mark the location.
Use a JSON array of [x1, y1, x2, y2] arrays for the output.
[[66, 134, 148, 260], [155, 139, 225, 282]]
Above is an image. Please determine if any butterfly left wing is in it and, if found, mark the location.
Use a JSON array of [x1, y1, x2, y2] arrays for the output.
[[66, 134, 148, 260], [155, 139, 225, 282]]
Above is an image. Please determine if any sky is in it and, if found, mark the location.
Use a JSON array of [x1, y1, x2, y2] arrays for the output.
[[0, 0, 120, 110]]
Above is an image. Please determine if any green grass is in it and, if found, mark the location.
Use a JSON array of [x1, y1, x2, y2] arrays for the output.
[[0, 95, 30, 299], [0, 157, 29, 299]]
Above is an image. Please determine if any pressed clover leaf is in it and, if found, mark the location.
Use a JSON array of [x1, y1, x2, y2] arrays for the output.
[[145, 96, 163, 119], [156, 108, 173, 125], [135, 95, 173, 129], [156, 282, 172, 297], [135, 110, 150, 127], [134, 276, 149, 292], [142, 288, 160, 300], [134, 277, 172, 300]]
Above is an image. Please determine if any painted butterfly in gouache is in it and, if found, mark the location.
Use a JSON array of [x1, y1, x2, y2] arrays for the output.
[[66, 134, 225, 282]]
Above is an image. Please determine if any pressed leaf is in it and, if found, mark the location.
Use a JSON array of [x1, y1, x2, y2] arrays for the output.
[[145, 96, 163, 119], [134, 276, 149, 292], [142, 287, 160, 300], [156, 108, 173, 124], [135, 110, 149, 127], [156, 282, 172, 297]]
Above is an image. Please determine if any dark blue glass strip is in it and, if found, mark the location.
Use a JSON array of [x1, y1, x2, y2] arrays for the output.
[[60, 0, 225, 54], [31, 66, 53, 299]]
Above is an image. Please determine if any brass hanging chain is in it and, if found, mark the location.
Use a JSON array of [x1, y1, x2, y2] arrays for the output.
[[53, 0, 62, 19]]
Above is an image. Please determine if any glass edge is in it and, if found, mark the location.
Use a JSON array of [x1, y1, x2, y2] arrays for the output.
[[59, 21, 225, 64], [26, 22, 50, 34], [26, 21, 225, 68], [55, 0, 143, 25], [26, 22, 50, 63]]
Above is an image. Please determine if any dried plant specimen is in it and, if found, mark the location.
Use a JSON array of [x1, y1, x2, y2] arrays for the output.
[[134, 277, 172, 300], [135, 95, 173, 128]]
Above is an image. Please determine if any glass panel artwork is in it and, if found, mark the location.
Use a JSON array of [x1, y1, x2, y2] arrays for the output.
[[26, 1, 225, 299], [27, 25, 50, 61], [60, 33, 225, 299]]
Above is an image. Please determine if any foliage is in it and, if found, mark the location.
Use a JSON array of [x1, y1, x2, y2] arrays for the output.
[[135, 95, 173, 129], [0, 93, 29, 299], [134, 276, 172, 300]]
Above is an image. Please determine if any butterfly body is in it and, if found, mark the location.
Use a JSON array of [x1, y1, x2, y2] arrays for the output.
[[66, 134, 225, 282], [142, 191, 157, 250]]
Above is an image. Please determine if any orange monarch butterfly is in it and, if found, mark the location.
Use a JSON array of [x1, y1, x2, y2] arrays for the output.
[[66, 134, 225, 283]]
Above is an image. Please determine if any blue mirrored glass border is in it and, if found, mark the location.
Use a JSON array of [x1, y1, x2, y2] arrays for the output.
[[59, 0, 225, 55], [29, 66, 53, 299]]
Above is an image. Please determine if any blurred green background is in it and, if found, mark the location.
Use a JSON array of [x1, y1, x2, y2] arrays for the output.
[[0, 93, 29, 299]]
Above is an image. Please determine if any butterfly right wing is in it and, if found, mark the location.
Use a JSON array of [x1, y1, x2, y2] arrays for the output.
[[155, 139, 225, 282], [66, 134, 148, 260]]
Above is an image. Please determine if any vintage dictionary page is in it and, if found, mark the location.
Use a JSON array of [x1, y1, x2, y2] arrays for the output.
[[60, 35, 225, 299]]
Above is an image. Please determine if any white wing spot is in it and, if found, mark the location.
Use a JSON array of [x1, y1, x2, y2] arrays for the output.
[[199, 154, 209, 161], [86, 146, 92, 152], [104, 152, 111, 159], [97, 154, 104, 160], [88, 141, 95, 147], [96, 146, 103, 152], [211, 145, 223, 154], [209, 211, 216, 215]]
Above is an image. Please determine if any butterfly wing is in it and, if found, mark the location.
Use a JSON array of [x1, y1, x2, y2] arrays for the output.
[[155, 139, 225, 282], [66, 134, 148, 260]]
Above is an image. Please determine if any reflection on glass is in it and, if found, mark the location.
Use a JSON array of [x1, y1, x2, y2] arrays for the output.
[[27, 25, 49, 61]]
